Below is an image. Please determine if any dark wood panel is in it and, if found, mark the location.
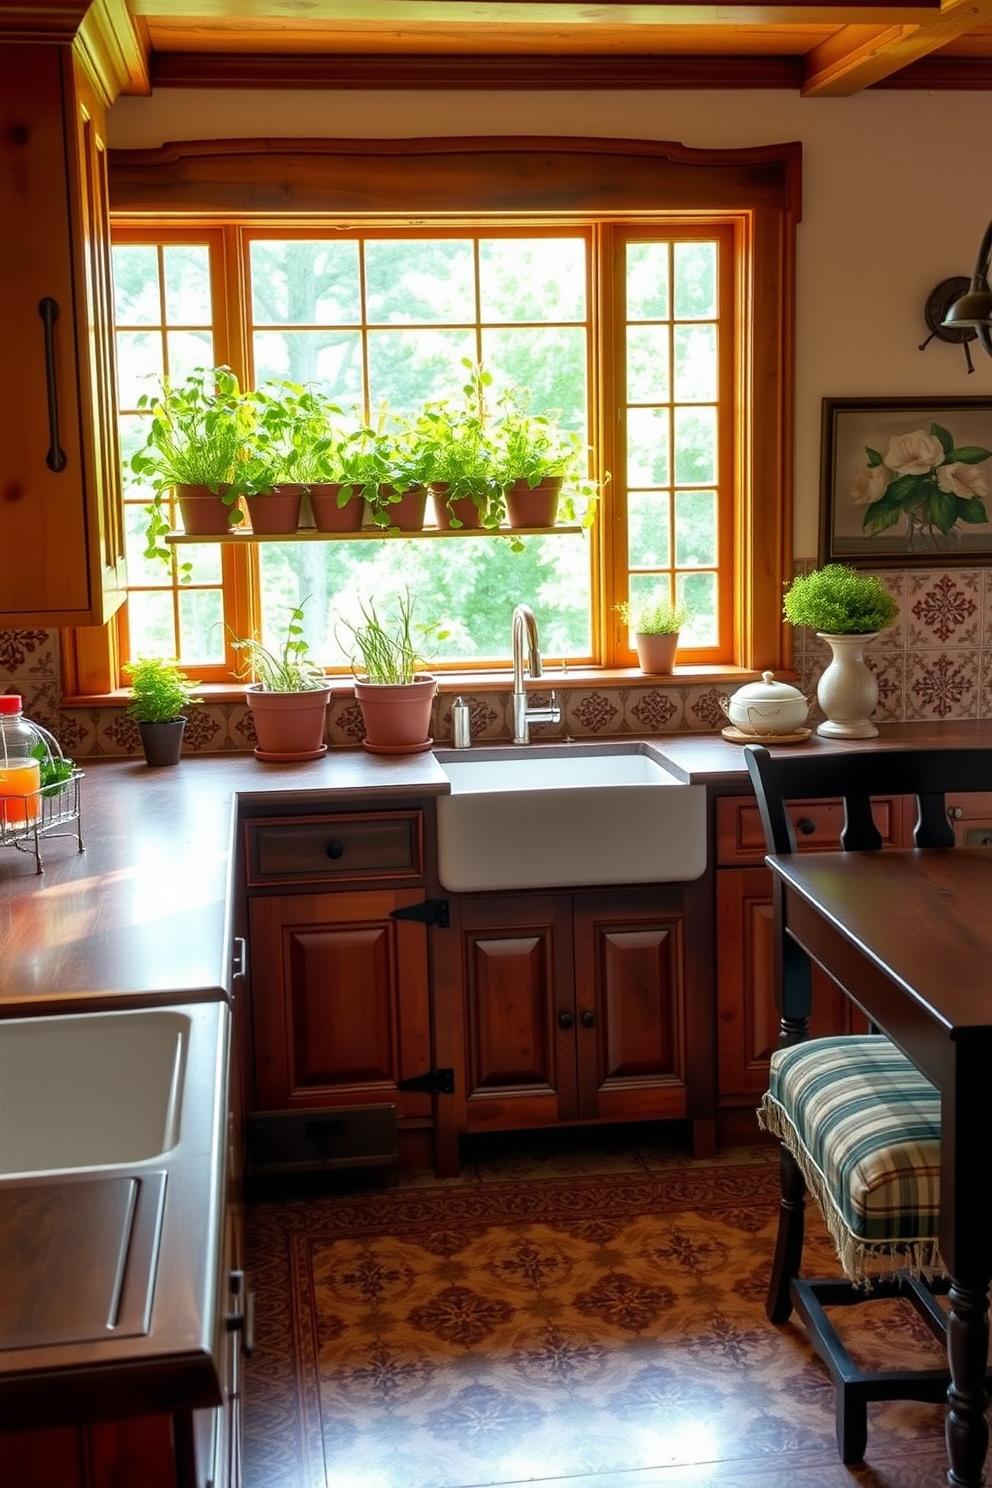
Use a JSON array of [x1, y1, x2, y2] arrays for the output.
[[245, 810, 422, 886]]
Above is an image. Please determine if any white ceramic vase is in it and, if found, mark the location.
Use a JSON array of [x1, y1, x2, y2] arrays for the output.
[[815, 632, 879, 738]]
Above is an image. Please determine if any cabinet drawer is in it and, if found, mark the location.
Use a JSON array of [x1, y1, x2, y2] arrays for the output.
[[715, 793, 903, 867], [244, 811, 423, 887]]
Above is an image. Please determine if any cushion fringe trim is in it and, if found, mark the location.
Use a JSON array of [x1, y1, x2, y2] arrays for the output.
[[757, 1093, 945, 1288]]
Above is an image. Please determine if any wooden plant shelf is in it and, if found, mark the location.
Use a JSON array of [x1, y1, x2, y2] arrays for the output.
[[166, 526, 582, 544]]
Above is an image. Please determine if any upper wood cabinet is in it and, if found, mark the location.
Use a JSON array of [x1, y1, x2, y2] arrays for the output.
[[0, 41, 126, 626]]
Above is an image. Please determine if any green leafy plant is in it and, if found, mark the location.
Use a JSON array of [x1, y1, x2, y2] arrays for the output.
[[338, 590, 441, 684], [783, 565, 897, 635], [29, 741, 76, 795], [415, 363, 505, 527], [856, 422, 992, 543], [616, 592, 691, 634], [129, 366, 256, 566], [232, 601, 329, 691], [490, 380, 604, 528], [246, 382, 354, 489], [124, 657, 203, 722]]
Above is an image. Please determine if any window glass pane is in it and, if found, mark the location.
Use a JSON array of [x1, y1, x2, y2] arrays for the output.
[[483, 327, 588, 426], [626, 243, 669, 320], [165, 330, 215, 383], [365, 239, 476, 325], [253, 329, 364, 400], [674, 323, 717, 402], [480, 238, 585, 323], [116, 331, 163, 409], [627, 407, 670, 487], [674, 241, 717, 318], [679, 570, 718, 645], [674, 490, 718, 567], [250, 240, 361, 325], [112, 245, 160, 325], [628, 492, 670, 568], [179, 588, 225, 664], [124, 503, 167, 584], [163, 245, 212, 325], [367, 329, 477, 416], [127, 590, 178, 658], [674, 405, 717, 485], [180, 544, 223, 585], [627, 325, 670, 404]]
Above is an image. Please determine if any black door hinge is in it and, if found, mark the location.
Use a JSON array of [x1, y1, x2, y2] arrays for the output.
[[398, 1067, 455, 1096], [391, 898, 450, 928]]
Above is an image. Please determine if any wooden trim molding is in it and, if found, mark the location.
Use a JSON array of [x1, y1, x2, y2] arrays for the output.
[[146, 50, 808, 92]]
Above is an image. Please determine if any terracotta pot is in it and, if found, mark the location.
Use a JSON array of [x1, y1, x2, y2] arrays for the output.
[[246, 683, 333, 761], [247, 485, 305, 535], [138, 717, 186, 767], [353, 675, 437, 754], [175, 483, 244, 536], [634, 630, 679, 675], [375, 485, 428, 532], [309, 483, 366, 533], [504, 478, 562, 530], [431, 484, 486, 531]]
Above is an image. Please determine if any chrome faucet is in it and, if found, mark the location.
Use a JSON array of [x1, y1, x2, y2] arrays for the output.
[[511, 603, 562, 744]]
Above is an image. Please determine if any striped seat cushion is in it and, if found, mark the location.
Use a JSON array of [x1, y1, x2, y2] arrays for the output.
[[758, 1035, 943, 1283]]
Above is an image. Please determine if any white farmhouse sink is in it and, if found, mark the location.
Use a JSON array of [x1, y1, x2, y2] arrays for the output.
[[0, 1007, 191, 1175], [435, 743, 706, 892]]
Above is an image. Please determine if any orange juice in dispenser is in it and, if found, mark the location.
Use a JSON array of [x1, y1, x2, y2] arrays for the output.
[[0, 696, 41, 827]]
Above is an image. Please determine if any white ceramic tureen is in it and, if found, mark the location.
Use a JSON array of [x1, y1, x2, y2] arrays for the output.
[[721, 671, 810, 736]]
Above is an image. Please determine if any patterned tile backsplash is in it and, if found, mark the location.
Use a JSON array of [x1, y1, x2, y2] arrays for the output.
[[1, 563, 986, 757]]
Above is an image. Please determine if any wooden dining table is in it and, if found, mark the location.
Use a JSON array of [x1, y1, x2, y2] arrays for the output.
[[766, 846, 992, 1488]]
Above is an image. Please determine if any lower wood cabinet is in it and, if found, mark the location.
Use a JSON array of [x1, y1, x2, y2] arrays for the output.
[[248, 887, 432, 1126], [433, 882, 715, 1172]]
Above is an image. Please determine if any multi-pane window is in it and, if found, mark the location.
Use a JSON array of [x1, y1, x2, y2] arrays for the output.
[[111, 220, 734, 678]]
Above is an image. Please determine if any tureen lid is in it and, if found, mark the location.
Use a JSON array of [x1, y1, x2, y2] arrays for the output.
[[732, 670, 806, 703]]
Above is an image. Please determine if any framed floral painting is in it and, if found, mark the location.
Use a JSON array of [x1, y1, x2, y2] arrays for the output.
[[820, 396, 992, 566]]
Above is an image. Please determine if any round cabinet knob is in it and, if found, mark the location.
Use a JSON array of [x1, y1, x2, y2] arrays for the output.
[[326, 840, 344, 859], [558, 1010, 574, 1030], [580, 1010, 595, 1028], [795, 817, 817, 836]]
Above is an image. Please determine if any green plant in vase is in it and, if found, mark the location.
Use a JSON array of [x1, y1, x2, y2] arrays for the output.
[[783, 564, 898, 739], [415, 362, 504, 529], [491, 383, 603, 530], [123, 657, 202, 766]]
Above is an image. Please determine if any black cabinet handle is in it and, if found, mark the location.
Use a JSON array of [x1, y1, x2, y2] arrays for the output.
[[795, 817, 817, 836], [326, 840, 344, 859], [558, 1010, 574, 1030], [38, 298, 67, 473], [580, 1009, 595, 1028]]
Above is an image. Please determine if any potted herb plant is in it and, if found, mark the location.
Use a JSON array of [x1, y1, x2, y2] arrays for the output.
[[233, 600, 334, 760], [130, 366, 256, 562], [247, 382, 368, 534], [339, 590, 439, 753], [416, 363, 505, 530], [783, 563, 898, 738], [123, 657, 202, 766], [491, 385, 600, 530], [616, 591, 692, 675]]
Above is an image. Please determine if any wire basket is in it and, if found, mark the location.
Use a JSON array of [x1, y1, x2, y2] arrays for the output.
[[0, 721, 84, 874]]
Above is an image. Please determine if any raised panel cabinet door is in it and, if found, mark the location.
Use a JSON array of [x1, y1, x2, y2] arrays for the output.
[[572, 888, 688, 1122], [459, 892, 575, 1131], [0, 44, 125, 626], [248, 889, 431, 1120], [716, 866, 868, 1103]]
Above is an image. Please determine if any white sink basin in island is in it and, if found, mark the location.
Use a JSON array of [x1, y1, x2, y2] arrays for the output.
[[434, 743, 707, 892]]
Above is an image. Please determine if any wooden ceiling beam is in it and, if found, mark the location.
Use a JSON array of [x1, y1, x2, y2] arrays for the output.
[[802, 0, 992, 91]]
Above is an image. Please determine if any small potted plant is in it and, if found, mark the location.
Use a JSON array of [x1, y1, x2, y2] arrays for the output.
[[130, 366, 256, 562], [491, 384, 600, 530], [233, 600, 334, 760], [123, 657, 202, 766], [338, 589, 439, 753], [616, 591, 691, 675], [416, 363, 505, 530], [246, 382, 369, 534], [783, 563, 898, 738]]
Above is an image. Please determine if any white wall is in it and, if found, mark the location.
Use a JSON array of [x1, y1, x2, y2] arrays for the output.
[[108, 88, 992, 557]]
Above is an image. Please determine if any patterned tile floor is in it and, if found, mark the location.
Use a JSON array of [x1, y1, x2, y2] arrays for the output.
[[243, 1128, 955, 1488]]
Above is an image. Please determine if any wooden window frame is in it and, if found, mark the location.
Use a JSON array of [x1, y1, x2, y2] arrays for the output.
[[62, 135, 799, 697]]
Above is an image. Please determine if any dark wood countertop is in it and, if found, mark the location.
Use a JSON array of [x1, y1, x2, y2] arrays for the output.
[[2, 723, 990, 1010]]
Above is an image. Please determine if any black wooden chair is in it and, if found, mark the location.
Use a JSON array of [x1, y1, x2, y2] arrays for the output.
[[743, 743, 992, 1464]]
